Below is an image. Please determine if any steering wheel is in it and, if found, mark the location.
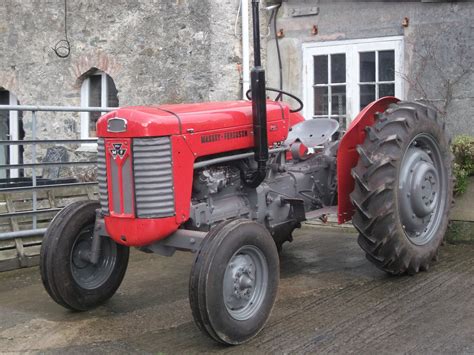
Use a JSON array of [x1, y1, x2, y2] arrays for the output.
[[245, 87, 304, 113]]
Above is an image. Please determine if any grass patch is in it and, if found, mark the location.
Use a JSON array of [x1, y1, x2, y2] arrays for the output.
[[452, 135, 474, 195]]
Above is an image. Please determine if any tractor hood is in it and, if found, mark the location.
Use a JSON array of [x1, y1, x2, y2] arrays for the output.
[[96, 100, 288, 138]]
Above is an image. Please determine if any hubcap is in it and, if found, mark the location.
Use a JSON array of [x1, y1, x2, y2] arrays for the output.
[[70, 225, 117, 290], [223, 245, 268, 321], [398, 134, 447, 245]]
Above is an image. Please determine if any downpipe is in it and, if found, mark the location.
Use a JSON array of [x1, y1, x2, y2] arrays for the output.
[[241, 0, 250, 99]]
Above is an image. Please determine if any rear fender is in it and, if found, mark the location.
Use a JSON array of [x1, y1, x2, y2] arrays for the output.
[[337, 97, 400, 224], [288, 111, 305, 127]]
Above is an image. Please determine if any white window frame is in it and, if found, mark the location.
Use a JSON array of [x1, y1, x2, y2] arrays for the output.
[[303, 36, 405, 125], [80, 71, 110, 149], [0, 92, 20, 178], [9, 92, 20, 177]]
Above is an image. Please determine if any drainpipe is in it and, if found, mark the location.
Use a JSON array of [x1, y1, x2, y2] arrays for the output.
[[241, 0, 250, 99]]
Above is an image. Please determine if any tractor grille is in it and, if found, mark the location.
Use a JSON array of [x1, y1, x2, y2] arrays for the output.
[[97, 138, 109, 215], [97, 137, 175, 218], [133, 137, 175, 218]]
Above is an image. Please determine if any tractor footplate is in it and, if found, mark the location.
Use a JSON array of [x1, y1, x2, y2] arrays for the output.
[[280, 197, 306, 222]]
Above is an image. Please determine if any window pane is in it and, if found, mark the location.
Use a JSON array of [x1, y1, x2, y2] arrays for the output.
[[0, 90, 9, 142], [107, 75, 119, 107], [360, 84, 375, 110], [331, 85, 346, 116], [331, 54, 346, 83], [379, 50, 395, 81], [314, 87, 328, 116], [331, 116, 346, 131], [360, 52, 375, 82], [89, 75, 102, 137], [89, 75, 102, 107], [379, 83, 395, 97], [0, 90, 9, 105], [314, 55, 328, 85]]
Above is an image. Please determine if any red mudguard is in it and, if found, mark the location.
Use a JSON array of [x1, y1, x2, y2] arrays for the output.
[[337, 97, 399, 224]]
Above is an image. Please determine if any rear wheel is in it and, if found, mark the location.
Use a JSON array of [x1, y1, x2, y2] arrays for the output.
[[40, 201, 129, 310], [350, 102, 453, 275], [189, 219, 279, 345]]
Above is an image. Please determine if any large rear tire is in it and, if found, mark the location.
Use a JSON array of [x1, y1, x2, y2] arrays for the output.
[[40, 201, 129, 311], [189, 219, 279, 345], [350, 102, 453, 275]]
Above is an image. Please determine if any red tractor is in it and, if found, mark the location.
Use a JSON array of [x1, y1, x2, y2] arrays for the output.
[[40, 0, 452, 345]]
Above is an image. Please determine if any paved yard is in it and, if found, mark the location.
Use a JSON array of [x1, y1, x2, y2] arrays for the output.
[[1, 226, 473, 354]]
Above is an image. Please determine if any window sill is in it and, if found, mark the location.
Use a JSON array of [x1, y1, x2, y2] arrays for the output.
[[75, 142, 98, 153]]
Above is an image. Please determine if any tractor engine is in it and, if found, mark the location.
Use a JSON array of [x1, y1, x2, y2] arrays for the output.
[[93, 99, 339, 250], [92, 100, 299, 247], [188, 141, 338, 247]]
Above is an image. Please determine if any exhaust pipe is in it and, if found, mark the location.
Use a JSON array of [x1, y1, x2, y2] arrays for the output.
[[244, 0, 269, 188]]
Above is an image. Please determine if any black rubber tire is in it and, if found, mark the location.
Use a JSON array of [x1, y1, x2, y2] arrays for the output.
[[40, 201, 129, 311], [189, 219, 280, 345], [350, 101, 453, 275]]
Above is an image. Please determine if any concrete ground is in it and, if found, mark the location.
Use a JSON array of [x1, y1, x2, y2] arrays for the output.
[[1, 227, 473, 354]]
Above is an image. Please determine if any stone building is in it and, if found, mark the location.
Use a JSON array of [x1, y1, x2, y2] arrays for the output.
[[0, 0, 243, 177], [0, 0, 473, 176], [266, 0, 473, 137]]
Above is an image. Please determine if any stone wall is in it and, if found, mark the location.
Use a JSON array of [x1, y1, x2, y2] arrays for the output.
[[0, 0, 243, 175], [0, 0, 245, 106], [266, 0, 474, 138], [3, 0, 472, 164]]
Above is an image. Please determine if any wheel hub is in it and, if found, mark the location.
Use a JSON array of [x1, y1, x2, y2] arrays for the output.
[[72, 240, 91, 269], [70, 226, 118, 290], [226, 255, 255, 306], [223, 245, 268, 321], [238, 273, 253, 292], [410, 159, 438, 217], [398, 135, 447, 245]]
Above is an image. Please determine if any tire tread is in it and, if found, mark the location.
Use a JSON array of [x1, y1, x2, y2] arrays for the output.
[[350, 101, 453, 275]]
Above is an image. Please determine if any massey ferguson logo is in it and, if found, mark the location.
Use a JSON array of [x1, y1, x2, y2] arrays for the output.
[[110, 143, 127, 160]]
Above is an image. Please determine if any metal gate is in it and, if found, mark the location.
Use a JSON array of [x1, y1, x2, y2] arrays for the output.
[[0, 105, 116, 271]]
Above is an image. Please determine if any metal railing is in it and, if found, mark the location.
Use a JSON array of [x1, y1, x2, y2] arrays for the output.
[[0, 105, 118, 241]]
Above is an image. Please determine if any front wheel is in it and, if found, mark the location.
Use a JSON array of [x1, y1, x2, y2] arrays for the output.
[[189, 219, 279, 345], [40, 201, 129, 311]]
